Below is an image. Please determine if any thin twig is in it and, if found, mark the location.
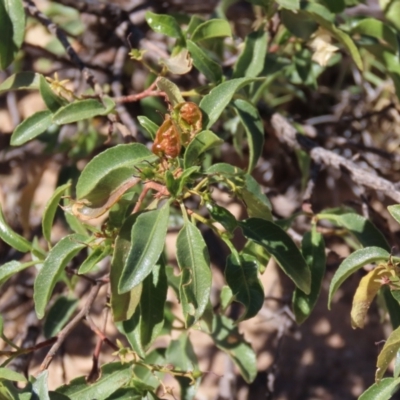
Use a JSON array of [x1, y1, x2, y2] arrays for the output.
[[270, 113, 400, 203]]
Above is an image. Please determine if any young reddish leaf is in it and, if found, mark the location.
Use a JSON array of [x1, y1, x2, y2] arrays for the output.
[[350, 266, 385, 329], [0, 206, 31, 252], [376, 325, 400, 382], [176, 221, 212, 327], [34, 234, 87, 319], [328, 246, 389, 309], [225, 253, 264, 321], [110, 215, 142, 322], [240, 218, 311, 294], [293, 228, 326, 324], [118, 203, 170, 294]]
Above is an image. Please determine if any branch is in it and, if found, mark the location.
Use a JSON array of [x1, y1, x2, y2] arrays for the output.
[[269, 113, 400, 203]]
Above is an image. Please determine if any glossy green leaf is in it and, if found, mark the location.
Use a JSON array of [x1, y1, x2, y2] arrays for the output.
[[139, 263, 167, 348], [359, 377, 400, 400], [210, 315, 257, 383], [34, 234, 87, 319], [233, 30, 268, 79], [328, 246, 389, 309], [166, 334, 200, 399], [276, 0, 300, 9], [376, 325, 400, 381], [200, 78, 257, 128], [43, 295, 78, 338], [110, 215, 142, 322], [191, 19, 232, 42], [0, 260, 37, 287], [76, 143, 155, 204], [240, 218, 311, 293], [184, 130, 223, 168], [388, 205, 400, 225], [137, 115, 158, 140], [307, 11, 363, 70], [42, 183, 70, 244], [118, 309, 145, 358], [281, 9, 317, 40], [10, 110, 53, 146], [39, 75, 67, 112], [145, 11, 183, 39], [52, 97, 115, 125], [0, 0, 25, 70], [187, 40, 223, 82], [118, 203, 170, 293], [321, 0, 345, 13], [0, 72, 40, 94], [0, 206, 31, 252], [352, 18, 398, 52], [206, 202, 237, 232], [156, 77, 185, 106], [0, 368, 27, 383], [318, 212, 390, 251], [241, 240, 271, 274], [32, 371, 50, 400], [293, 228, 326, 324], [233, 99, 264, 172], [78, 245, 109, 274], [176, 221, 212, 327], [225, 253, 264, 321], [56, 362, 133, 400]]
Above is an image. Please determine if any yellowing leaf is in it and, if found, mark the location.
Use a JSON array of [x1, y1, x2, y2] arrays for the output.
[[350, 266, 385, 329], [161, 49, 193, 75], [309, 27, 339, 67]]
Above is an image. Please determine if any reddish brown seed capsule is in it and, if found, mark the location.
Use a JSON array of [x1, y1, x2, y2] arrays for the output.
[[174, 102, 202, 145], [152, 115, 181, 159]]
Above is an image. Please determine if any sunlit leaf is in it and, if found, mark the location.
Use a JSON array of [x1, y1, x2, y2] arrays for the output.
[[190, 19, 232, 42], [359, 377, 400, 400], [376, 325, 400, 381], [145, 11, 183, 39], [0, 205, 31, 252]]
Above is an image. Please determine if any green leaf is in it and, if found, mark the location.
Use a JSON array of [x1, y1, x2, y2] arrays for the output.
[[0, 368, 27, 383], [281, 9, 317, 40], [133, 349, 165, 389], [388, 205, 400, 225], [32, 371, 50, 400], [359, 377, 400, 400], [145, 11, 183, 39], [52, 97, 115, 125], [110, 215, 143, 322], [118, 310, 145, 358], [43, 295, 79, 338], [307, 11, 363, 70], [0, 72, 40, 94], [0, 0, 25, 70], [191, 19, 232, 42], [184, 130, 223, 168], [39, 75, 67, 112], [56, 362, 133, 400], [34, 234, 87, 319], [321, 0, 345, 13], [137, 115, 158, 140], [293, 228, 326, 324], [206, 202, 237, 232], [42, 183, 71, 244], [78, 245, 109, 274], [0, 205, 31, 252], [186, 40, 223, 82], [276, 0, 300, 10], [118, 203, 170, 293], [10, 110, 53, 146], [352, 18, 398, 53], [233, 30, 268, 79], [210, 315, 257, 383], [76, 143, 155, 204], [225, 253, 264, 321], [200, 77, 257, 128], [376, 325, 400, 381], [0, 260, 37, 287], [233, 99, 264, 172], [139, 263, 168, 348], [156, 77, 185, 107], [176, 221, 212, 327], [240, 218, 311, 293], [318, 212, 390, 251], [382, 285, 400, 330], [328, 246, 389, 309]]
